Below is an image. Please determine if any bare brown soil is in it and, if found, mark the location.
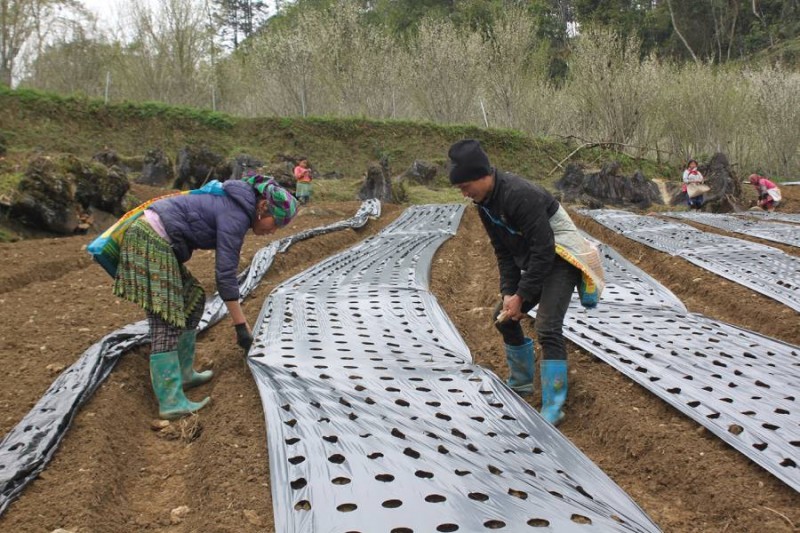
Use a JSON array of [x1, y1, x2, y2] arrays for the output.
[[0, 186, 799, 533]]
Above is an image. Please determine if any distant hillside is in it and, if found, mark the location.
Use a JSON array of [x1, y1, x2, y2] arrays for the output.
[[0, 88, 673, 182], [0, 88, 675, 240]]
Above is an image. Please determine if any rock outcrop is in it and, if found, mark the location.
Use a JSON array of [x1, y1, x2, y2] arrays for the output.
[[556, 162, 663, 209], [10, 155, 129, 234], [358, 157, 404, 203], [668, 153, 742, 212], [174, 146, 227, 190], [137, 148, 173, 187]]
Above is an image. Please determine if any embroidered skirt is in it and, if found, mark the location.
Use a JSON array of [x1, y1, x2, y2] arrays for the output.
[[113, 218, 204, 329]]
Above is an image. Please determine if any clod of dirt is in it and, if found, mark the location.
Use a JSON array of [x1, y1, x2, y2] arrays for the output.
[[150, 419, 170, 431], [170, 505, 190, 525], [243, 509, 263, 526], [45, 363, 65, 374], [156, 416, 203, 442]]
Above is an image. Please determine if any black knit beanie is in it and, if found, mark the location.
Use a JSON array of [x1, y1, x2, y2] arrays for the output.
[[448, 139, 492, 184]]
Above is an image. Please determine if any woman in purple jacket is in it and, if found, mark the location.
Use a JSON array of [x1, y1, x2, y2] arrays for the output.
[[113, 175, 297, 419]]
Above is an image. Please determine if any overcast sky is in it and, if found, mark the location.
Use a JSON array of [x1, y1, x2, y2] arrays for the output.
[[79, 0, 121, 22]]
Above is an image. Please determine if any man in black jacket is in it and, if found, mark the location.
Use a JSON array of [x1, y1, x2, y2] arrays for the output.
[[448, 139, 581, 425]]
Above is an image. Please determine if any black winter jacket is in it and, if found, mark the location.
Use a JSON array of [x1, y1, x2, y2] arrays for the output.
[[477, 169, 560, 303]]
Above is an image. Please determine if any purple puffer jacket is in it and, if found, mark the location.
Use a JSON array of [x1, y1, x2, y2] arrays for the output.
[[149, 180, 256, 302]]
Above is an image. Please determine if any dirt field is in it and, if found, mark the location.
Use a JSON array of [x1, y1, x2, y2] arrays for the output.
[[0, 185, 799, 532]]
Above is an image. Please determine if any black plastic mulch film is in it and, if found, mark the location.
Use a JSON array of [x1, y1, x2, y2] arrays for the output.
[[556, 231, 800, 493], [663, 211, 800, 249], [581, 210, 800, 312], [0, 200, 381, 516], [248, 204, 660, 533]]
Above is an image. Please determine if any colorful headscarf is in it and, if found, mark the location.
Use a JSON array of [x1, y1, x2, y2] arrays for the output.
[[244, 174, 298, 227]]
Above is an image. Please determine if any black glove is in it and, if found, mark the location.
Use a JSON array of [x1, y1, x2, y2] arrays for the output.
[[235, 323, 253, 352]]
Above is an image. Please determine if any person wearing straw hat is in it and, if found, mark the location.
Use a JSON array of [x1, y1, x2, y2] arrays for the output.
[[113, 175, 298, 419]]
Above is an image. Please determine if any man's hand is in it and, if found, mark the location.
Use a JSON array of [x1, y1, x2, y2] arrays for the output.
[[234, 323, 253, 352], [502, 294, 526, 321]]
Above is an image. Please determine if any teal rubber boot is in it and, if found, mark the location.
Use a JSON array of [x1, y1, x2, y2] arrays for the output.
[[177, 330, 213, 389], [505, 338, 535, 395], [150, 351, 210, 420], [541, 359, 568, 425]]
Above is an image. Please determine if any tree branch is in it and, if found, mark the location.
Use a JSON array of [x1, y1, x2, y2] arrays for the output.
[[548, 137, 683, 176], [666, 0, 699, 65]]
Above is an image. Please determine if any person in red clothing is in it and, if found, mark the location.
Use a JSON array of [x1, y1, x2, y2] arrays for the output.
[[294, 157, 313, 204], [749, 174, 782, 211]]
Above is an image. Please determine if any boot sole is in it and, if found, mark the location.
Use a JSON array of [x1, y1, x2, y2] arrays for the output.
[[159, 398, 211, 420]]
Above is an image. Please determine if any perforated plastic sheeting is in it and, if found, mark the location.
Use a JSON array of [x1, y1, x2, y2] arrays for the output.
[[249, 204, 660, 533], [734, 211, 800, 224], [590, 237, 686, 312], [581, 209, 800, 312], [0, 200, 381, 516], [663, 211, 800, 248], [198, 200, 381, 329], [556, 243, 800, 493]]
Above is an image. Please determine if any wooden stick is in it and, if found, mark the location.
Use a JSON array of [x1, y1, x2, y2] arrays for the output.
[[494, 310, 510, 325]]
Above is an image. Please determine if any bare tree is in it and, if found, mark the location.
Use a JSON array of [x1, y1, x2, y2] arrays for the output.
[[482, 6, 548, 129], [115, 0, 213, 105], [726, 0, 739, 61], [0, 0, 78, 86], [751, 0, 774, 46], [407, 16, 484, 124], [666, 0, 699, 64]]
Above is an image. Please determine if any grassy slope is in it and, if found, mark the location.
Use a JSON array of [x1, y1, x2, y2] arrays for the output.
[[0, 87, 675, 224]]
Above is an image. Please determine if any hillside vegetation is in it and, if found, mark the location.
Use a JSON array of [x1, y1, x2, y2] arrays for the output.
[[0, 88, 674, 227], [5, 1, 797, 181]]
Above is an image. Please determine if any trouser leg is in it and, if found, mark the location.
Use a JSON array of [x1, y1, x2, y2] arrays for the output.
[[534, 257, 581, 361], [536, 257, 580, 425]]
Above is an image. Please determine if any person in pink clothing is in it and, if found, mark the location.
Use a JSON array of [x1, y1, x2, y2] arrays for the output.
[[749, 174, 782, 211], [294, 157, 313, 204]]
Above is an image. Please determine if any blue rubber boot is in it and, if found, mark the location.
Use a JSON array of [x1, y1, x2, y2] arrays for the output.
[[177, 330, 213, 389], [541, 359, 568, 425], [150, 351, 210, 420], [504, 338, 535, 395]]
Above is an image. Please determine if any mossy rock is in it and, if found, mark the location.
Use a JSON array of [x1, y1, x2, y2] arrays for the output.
[[11, 156, 80, 234], [138, 148, 174, 187], [10, 154, 129, 234], [92, 149, 144, 174], [174, 146, 227, 190]]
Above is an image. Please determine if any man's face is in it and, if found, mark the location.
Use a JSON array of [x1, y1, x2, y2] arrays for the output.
[[455, 175, 492, 202]]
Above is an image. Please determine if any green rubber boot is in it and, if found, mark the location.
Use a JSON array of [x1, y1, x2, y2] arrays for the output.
[[541, 359, 568, 425], [150, 351, 210, 420], [177, 330, 213, 389]]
